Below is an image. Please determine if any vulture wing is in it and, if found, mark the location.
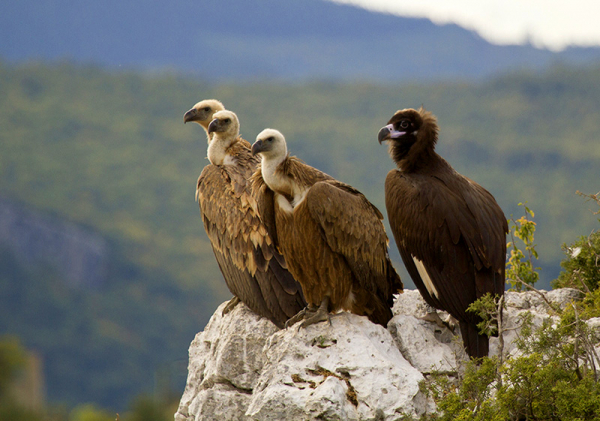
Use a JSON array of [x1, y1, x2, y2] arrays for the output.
[[306, 181, 403, 320], [197, 163, 305, 328], [385, 169, 506, 320]]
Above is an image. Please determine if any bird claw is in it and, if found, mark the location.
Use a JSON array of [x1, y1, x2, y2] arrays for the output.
[[285, 308, 308, 328], [420, 309, 455, 332], [222, 296, 241, 315], [300, 306, 331, 328], [285, 297, 331, 329]]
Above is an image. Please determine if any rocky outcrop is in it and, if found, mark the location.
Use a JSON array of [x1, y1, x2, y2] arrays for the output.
[[175, 288, 585, 420]]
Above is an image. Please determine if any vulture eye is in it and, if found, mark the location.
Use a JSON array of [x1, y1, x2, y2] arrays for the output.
[[266, 136, 274, 142], [399, 120, 410, 129], [203, 107, 210, 112], [224, 118, 231, 123]]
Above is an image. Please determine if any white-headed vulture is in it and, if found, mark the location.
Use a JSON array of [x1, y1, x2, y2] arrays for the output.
[[378, 107, 507, 358], [184, 103, 305, 328], [251, 129, 403, 328]]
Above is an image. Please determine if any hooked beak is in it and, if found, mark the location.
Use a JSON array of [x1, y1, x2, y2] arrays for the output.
[[378, 124, 405, 144], [183, 108, 197, 124], [207, 118, 219, 134], [251, 140, 264, 156]]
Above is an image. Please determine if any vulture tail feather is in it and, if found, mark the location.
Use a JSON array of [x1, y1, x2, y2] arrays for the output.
[[459, 321, 489, 359]]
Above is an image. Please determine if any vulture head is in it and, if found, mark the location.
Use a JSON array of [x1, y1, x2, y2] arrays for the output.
[[208, 110, 239, 139], [183, 99, 225, 140], [378, 107, 439, 172], [251, 129, 288, 163], [206, 110, 240, 165], [252, 129, 290, 193]]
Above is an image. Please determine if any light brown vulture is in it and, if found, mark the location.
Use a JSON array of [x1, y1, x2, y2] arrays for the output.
[[183, 99, 225, 141], [251, 129, 403, 328], [378, 107, 507, 358], [184, 105, 305, 328]]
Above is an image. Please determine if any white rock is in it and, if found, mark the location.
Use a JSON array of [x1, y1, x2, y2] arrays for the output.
[[175, 301, 278, 421], [176, 288, 588, 421], [246, 313, 432, 420], [389, 315, 464, 374], [393, 290, 452, 320], [490, 288, 584, 357]]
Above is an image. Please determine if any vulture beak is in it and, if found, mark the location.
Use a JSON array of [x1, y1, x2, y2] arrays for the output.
[[378, 124, 405, 144], [207, 118, 219, 134], [251, 140, 264, 156], [183, 108, 197, 124]]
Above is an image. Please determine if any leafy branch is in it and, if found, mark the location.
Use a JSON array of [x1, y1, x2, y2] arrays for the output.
[[506, 202, 540, 291]]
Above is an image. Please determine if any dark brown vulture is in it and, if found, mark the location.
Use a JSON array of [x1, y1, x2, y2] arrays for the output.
[[378, 107, 507, 358], [251, 129, 403, 328], [184, 105, 305, 328]]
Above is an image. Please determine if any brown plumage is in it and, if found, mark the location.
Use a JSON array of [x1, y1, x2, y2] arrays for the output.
[[378, 107, 507, 358], [251, 129, 403, 328], [184, 104, 305, 328]]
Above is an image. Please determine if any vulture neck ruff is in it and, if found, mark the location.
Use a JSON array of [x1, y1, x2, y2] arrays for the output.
[[261, 151, 287, 191], [392, 110, 439, 174], [262, 156, 309, 211], [208, 135, 236, 166]]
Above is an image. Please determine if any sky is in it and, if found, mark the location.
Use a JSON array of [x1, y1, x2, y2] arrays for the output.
[[331, 0, 600, 51]]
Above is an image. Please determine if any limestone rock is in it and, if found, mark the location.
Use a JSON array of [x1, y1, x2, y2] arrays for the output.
[[490, 288, 584, 357], [246, 313, 432, 420], [175, 301, 278, 421], [175, 288, 586, 420], [390, 290, 465, 373]]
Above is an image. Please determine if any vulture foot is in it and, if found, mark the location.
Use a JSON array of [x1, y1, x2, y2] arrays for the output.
[[285, 297, 332, 328], [444, 314, 459, 333], [420, 307, 456, 332], [285, 307, 309, 328], [301, 297, 331, 328], [222, 296, 241, 315]]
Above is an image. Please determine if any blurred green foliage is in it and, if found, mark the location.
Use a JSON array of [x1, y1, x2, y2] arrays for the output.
[[0, 59, 599, 411], [0, 336, 43, 421], [68, 404, 115, 421], [553, 191, 600, 292], [0, 336, 26, 397]]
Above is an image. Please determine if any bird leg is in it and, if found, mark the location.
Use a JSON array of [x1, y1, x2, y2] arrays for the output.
[[444, 314, 459, 333], [285, 307, 310, 328], [285, 297, 332, 328], [420, 304, 456, 332], [285, 302, 318, 328], [222, 296, 241, 315], [301, 296, 331, 328]]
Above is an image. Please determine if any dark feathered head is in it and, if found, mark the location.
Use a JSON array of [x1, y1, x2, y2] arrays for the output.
[[378, 107, 439, 172]]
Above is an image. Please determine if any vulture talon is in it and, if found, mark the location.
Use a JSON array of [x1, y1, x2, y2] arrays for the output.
[[285, 308, 309, 328], [300, 297, 331, 328], [222, 296, 241, 315]]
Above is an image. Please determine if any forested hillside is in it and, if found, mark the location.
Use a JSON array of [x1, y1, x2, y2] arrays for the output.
[[0, 60, 599, 410]]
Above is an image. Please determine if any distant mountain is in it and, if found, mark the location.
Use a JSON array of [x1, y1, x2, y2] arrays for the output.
[[3, 0, 600, 81]]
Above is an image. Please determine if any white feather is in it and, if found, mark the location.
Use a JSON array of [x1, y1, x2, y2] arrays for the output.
[[412, 256, 439, 299], [276, 193, 294, 214]]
